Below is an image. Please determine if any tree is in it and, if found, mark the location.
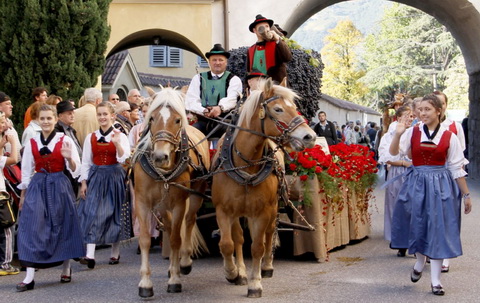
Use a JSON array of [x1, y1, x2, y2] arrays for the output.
[[320, 19, 369, 106], [0, 0, 111, 128], [363, 3, 465, 104]]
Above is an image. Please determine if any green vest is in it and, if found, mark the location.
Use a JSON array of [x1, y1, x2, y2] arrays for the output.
[[200, 71, 231, 107], [252, 49, 268, 75]]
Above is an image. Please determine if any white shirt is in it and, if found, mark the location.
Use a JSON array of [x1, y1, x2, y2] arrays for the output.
[[5, 118, 22, 161], [18, 133, 81, 190], [399, 123, 466, 179], [185, 72, 242, 115], [441, 118, 466, 151], [21, 120, 42, 147], [79, 130, 130, 182]]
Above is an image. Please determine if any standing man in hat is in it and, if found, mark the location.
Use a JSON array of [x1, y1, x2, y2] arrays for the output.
[[247, 14, 292, 84], [55, 100, 82, 196], [185, 43, 242, 138]]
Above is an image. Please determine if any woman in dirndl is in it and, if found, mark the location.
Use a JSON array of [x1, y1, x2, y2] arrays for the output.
[[377, 105, 413, 257], [77, 101, 131, 269], [16, 104, 84, 292], [434, 90, 468, 273], [389, 94, 472, 296]]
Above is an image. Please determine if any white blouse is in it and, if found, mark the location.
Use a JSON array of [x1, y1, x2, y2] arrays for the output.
[[79, 129, 130, 182], [399, 123, 466, 179], [378, 127, 410, 165], [18, 133, 81, 190], [441, 119, 466, 151]]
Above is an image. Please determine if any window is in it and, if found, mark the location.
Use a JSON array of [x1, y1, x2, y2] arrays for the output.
[[197, 56, 209, 68], [150, 46, 183, 67]]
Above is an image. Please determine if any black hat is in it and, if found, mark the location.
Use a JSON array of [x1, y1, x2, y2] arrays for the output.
[[246, 69, 268, 80], [249, 14, 274, 32], [205, 44, 230, 59], [56, 100, 76, 114], [0, 92, 10, 103]]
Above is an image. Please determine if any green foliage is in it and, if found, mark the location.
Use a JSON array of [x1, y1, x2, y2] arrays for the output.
[[363, 3, 466, 105], [321, 19, 370, 106], [0, 0, 111, 128]]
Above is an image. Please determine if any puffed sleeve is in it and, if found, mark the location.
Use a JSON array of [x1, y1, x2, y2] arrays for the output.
[[116, 132, 131, 164], [79, 133, 93, 182], [454, 121, 466, 151], [185, 74, 205, 115], [63, 136, 81, 178], [447, 133, 467, 179], [398, 127, 413, 157], [18, 139, 35, 190], [378, 132, 398, 164], [218, 75, 242, 112]]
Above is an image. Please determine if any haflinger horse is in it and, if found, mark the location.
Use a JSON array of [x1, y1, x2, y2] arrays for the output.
[[211, 78, 316, 298], [133, 87, 210, 298]]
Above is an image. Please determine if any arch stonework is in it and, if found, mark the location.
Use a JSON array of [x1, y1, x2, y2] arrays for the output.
[[107, 0, 480, 177], [107, 1, 218, 58]]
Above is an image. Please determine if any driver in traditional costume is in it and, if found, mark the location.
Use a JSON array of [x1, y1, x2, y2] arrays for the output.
[[185, 44, 242, 139]]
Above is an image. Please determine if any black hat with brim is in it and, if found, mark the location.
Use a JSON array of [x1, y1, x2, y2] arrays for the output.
[[249, 14, 274, 32], [246, 69, 268, 80], [56, 100, 76, 114], [205, 44, 230, 59]]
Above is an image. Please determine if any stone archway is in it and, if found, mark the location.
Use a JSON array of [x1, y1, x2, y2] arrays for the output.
[[280, 0, 480, 179]]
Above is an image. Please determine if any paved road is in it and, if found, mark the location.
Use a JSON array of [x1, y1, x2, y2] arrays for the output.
[[1, 174, 479, 303]]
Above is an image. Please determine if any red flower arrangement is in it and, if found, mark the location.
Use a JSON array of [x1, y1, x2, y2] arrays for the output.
[[285, 143, 378, 207]]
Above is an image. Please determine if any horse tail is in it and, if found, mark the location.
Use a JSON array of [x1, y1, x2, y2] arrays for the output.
[[181, 198, 209, 257]]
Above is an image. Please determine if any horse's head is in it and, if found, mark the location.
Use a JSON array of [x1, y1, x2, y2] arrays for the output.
[[143, 87, 188, 170], [240, 78, 315, 151]]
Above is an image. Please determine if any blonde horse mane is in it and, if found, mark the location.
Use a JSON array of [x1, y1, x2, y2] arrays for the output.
[[237, 80, 299, 130]]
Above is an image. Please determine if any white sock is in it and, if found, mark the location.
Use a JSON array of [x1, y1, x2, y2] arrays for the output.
[[62, 260, 71, 276], [111, 242, 120, 259], [442, 258, 450, 267], [414, 253, 427, 272], [23, 267, 35, 284], [86, 243, 96, 259], [431, 259, 443, 286]]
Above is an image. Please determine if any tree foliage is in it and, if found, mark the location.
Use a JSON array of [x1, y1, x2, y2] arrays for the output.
[[363, 3, 466, 108], [0, 0, 111, 127], [321, 19, 369, 106]]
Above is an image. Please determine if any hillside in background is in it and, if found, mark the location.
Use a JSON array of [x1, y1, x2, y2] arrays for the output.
[[291, 0, 391, 51]]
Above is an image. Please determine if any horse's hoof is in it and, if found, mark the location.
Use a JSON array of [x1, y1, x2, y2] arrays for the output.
[[139, 287, 154, 298], [261, 269, 274, 278], [167, 283, 182, 293], [247, 288, 262, 298], [226, 275, 247, 285], [180, 265, 192, 275]]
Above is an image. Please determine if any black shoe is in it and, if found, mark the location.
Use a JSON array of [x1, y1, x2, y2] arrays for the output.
[[411, 268, 422, 283], [80, 257, 95, 269], [108, 256, 120, 265], [16, 280, 35, 292], [397, 249, 406, 257], [431, 284, 445, 296], [60, 269, 72, 283], [441, 265, 450, 273]]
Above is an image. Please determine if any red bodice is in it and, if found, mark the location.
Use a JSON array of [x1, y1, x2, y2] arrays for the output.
[[31, 136, 65, 173], [448, 121, 457, 135], [411, 125, 451, 166], [91, 133, 118, 165]]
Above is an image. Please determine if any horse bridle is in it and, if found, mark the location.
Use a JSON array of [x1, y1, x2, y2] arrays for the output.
[[259, 94, 307, 144]]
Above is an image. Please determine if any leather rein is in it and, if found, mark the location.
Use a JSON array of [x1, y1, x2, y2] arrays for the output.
[[213, 93, 307, 186]]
